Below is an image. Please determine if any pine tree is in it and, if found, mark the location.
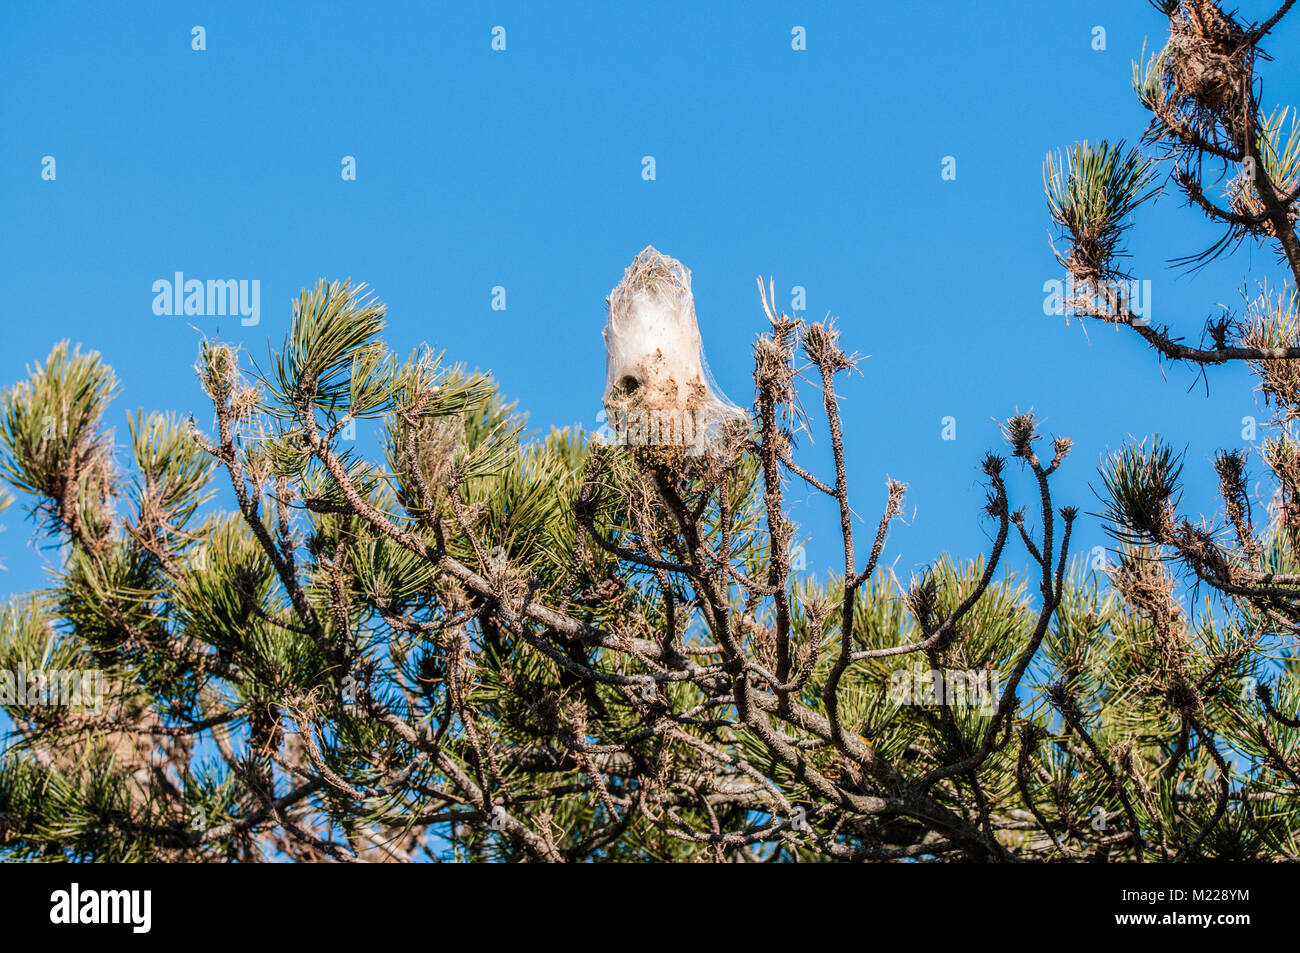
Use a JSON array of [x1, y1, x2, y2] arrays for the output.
[[0, 274, 1092, 861], [0, 0, 1296, 863], [1040, 0, 1300, 861]]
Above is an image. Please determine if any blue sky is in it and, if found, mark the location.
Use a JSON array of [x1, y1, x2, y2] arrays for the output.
[[2, 0, 1298, 601]]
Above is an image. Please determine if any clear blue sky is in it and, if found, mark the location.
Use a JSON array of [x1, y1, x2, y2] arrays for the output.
[[2, 0, 1297, 600]]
